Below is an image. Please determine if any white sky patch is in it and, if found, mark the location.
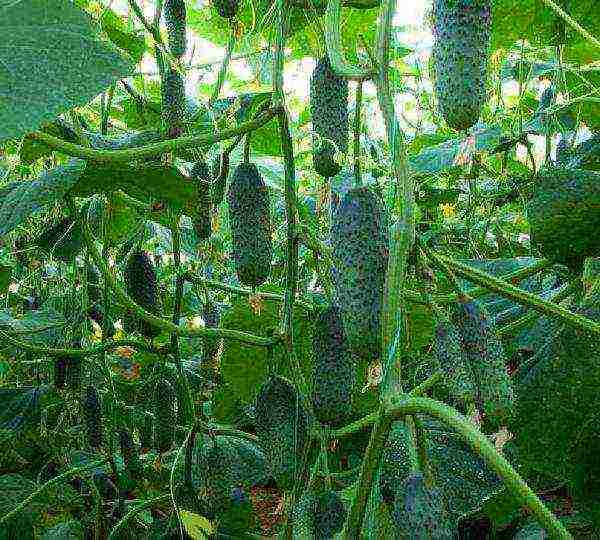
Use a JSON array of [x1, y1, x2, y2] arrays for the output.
[[393, 0, 427, 28]]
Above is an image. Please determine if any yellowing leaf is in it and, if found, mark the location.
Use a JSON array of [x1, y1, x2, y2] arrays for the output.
[[179, 510, 214, 539], [439, 203, 456, 219], [248, 294, 264, 316], [112, 323, 125, 341], [115, 346, 135, 359]]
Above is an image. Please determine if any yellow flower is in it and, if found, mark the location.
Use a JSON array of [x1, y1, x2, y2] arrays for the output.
[[440, 203, 456, 219]]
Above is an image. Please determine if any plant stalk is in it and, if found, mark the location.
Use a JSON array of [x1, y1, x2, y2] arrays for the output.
[[30, 109, 279, 163], [385, 396, 572, 538], [427, 250, 600, 336]]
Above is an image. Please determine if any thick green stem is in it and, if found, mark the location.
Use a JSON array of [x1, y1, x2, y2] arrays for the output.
[[30, 109, 278, 163], [98, 206, 119, 450], [345, 0, 416, 529], [353, 81, 363, 187], [0, 331, 156, 358], [323, 371, 442, 441], [209, 30, 236, 107], [325, 0, 375, 80], [185, 272, 314, 312], [385, 396, 572, 539], [402, 259, 551, 304], [428, 251, 600, 336], [432, 258, 551, 304], [101, 85, 114, 136], [273, 0, 286, 104], [171, 221, 194, 425], [497, 280, 580, 337], [108, 494, 170, 540], [412, 415, 434, 486], [343, 412, 392, 538], [153, 0, 165, 28], [409, 370, 443, 396], [297, 226, 335, 301], [277, 108, 299, 340], [329, 411, 379, 439], [284, 438, 317, 539], [273, 0, 298, 344], [376, 0, 414, 396]]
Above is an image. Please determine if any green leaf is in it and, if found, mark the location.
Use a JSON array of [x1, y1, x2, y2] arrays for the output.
[[405, 300, 435, 352], [288, 7, 378, 62], [0, 265, 11, 296], [104, 192, 145, 245], [35, 218, 84, 262], [0, 308, 66, 347], [39, 520, 84, 540], [0, 361, 9, 380], [188, 1, 313, 51], [213, 295, 314, 422], [113, 96, 162, 130], [235, 92, 281, 156], [0, 160, 85, 236], [382, 419, 502, 529], [0, 0, 134, 142], [100, 9, 147, 64], [510, 297, 600, 492], [416, 187, 463, 209], [0, 471, 83, 537], [409, 126, 503, 174], [563, 69, 600, 131], [71, 163, 195, 215], [479, 486, 524, 530], [0, 473, 36, 512], [491, 0, 600, 56], [179, 510, 213, 540], [213, 298, 279, 421]]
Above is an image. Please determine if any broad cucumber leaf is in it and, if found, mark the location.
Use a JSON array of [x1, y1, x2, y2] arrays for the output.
[[409, 126, 503, 174], [0, 472, 83, 538], [35, 218, 84, 262], [100, 9, 147, 64], [179, 511, 214, 540], [0, 160, 86, 236], [0, 0, 133, 142], [491, 0, 600, 58], [510, 297, 600, 493], [39, 520, 84, 540], [71, 163, 195, 215], [0, 265, 11, 296], [213, 294, 314, 422], [0, 308, 66, 346]]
